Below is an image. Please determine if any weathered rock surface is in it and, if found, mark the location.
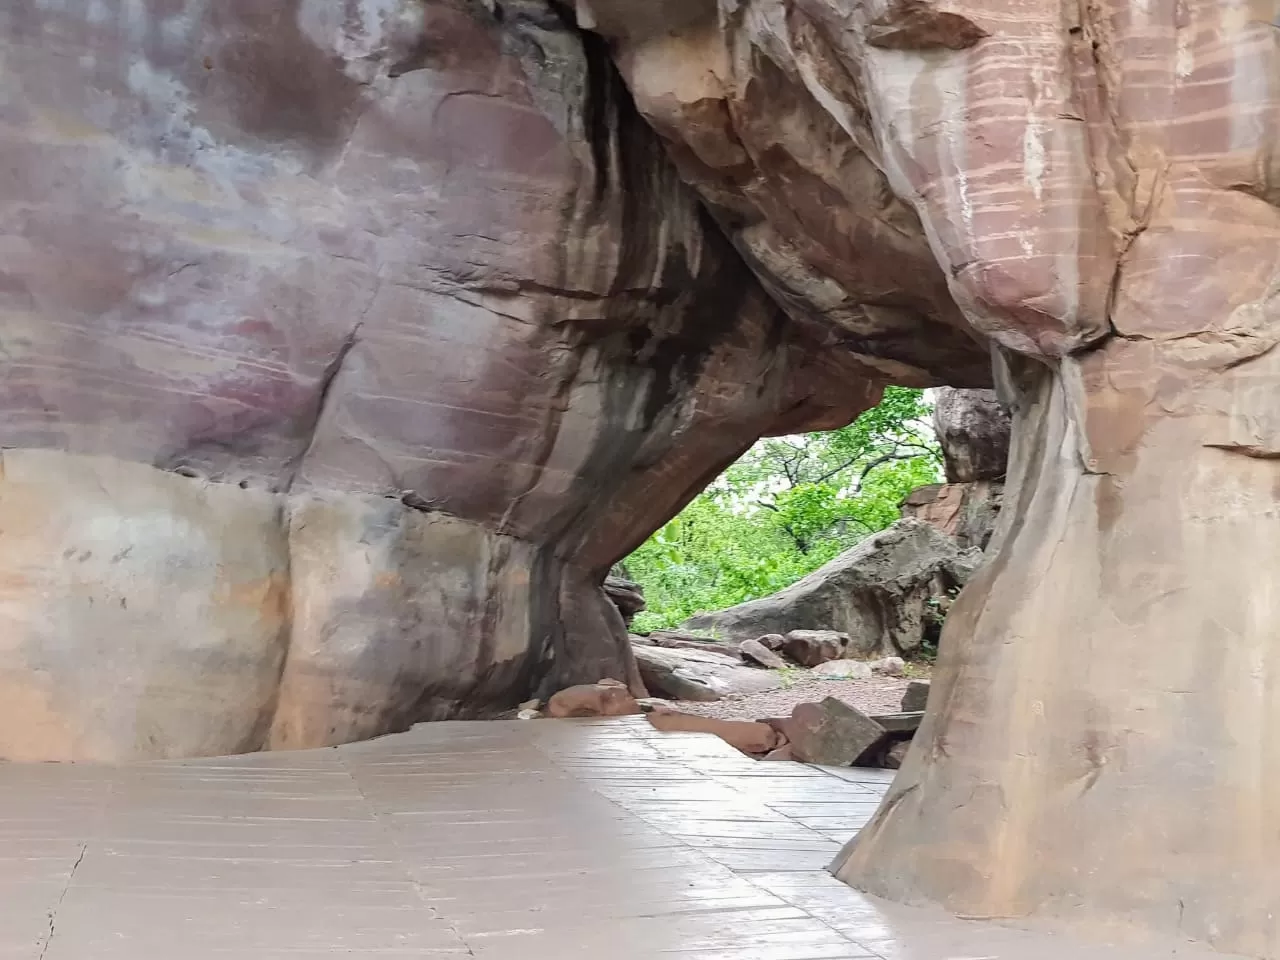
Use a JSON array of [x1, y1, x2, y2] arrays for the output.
[[10, 1, 1280, 951], [603, 576, 646, 626], [900, 680, 931, 714], [783, 630, 853, 667], [932, 389, 1011, 483], [869, 657, 906, 677], [810, 660, 872, 681], [783, 698, 885, 767], [546, 680, 640, 718], [739, 638, 787, 670], [686, 520, 980, 655], [0, 0, 876, 761], [900, 481, 1003, 551], [632, 644, 782, 702]]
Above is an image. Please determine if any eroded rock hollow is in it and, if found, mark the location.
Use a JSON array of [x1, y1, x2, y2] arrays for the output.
[[5, 0, 1280, 953]]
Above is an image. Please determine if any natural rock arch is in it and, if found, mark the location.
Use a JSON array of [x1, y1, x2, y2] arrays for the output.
[[4, 1, 1280, 956]]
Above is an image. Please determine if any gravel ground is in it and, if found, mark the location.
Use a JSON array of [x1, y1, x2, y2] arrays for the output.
[[672, 675, 915, 721]]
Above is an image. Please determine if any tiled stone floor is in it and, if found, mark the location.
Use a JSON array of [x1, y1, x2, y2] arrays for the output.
[[0, 717, 1240, 959]]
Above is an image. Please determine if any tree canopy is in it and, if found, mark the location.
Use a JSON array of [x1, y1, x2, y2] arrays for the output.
[[624, 387, 941, 632]]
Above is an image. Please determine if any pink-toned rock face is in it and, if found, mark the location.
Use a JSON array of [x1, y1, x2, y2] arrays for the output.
[[0, 0, 876, 761], [585, 0, 1280, 954], [9, 1, 1280, 951]]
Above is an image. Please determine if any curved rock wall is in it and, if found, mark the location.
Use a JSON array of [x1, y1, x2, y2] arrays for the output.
[[0, 0, 877, 761], [579, 0, 1280, 954]]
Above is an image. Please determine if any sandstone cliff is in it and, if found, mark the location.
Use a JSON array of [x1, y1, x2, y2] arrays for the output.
[[0, 0, 879, 761], [7, 2, 1280, 953]]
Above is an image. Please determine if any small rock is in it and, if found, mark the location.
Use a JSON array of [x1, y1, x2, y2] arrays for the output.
[[546, 680, 641, 718], [646, 711, 781, 756], [604, 575, 646, 625], [783, 629, 851, 667], [901, 679, 931, 712], [516, 709, 541, 720], [757, 634, 786, 651], [782, 697, 886, 766], [518, 698, 542, 712], [762, 743, 795, 762], [739, 638, 787, 670], [636, 697, 676, 713], [882, 740, 911, 769], [869, 656, 906, 677], [810, 659, 873, 680]]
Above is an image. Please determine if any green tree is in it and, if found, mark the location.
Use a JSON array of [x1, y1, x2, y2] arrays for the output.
[[626, 387, 941, 631]]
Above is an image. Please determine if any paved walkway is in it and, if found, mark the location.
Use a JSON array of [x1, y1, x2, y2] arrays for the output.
[[0, 717, 1236, 959]]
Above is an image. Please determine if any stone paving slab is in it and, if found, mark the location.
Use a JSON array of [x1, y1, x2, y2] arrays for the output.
[[0, 717, 1245, 959]]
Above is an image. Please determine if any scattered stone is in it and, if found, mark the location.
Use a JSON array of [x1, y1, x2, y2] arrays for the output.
[[546, 679, 640, 718], [783, 697, 886, 766], [518, 698, 542, 712], [762, 743, 795, 762], [811, 659, 873, 680], [870, 656, 906, 677], [516, 708, 541, 720], [882, 740, 911, 769], [757, 634, 786, 651], [647, 711, 781, 756], [901, 679, 931, 712], [632, 644, 782, 702], [783, 630, 851, 667], [739, 638, 787, 670]]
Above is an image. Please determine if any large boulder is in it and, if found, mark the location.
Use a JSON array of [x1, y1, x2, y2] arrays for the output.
[[631, 644, 782, 702], [684, 520, 980, 655], [900, 480, 1003, 551], [931, 388, 1011, 483], [783, 698, 886, 767]]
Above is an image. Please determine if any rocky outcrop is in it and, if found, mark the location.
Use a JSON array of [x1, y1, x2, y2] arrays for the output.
[[902, 389, 1009, 549], [900, 480, 1002, 551], [603, 576, 646, 626], [10, 1, 1280, 951], [632, 644, 782, 701], [932, 388, 1010, 483], [0, 0, 877, 762], [684, 519, 979, 655], [782, 697, 886, 766]]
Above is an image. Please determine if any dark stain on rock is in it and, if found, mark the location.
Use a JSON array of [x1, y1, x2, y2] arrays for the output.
[[198, 0, 369, 159]]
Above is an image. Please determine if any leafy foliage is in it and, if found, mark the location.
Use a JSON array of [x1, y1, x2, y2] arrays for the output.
[[625, 387, 941, 631]]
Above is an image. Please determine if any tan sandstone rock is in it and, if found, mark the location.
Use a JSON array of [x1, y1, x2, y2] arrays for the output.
[[546, 680, 640, 719]]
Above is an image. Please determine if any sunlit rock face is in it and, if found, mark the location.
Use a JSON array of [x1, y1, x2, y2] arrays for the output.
[[0, 0, 878, 761]]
